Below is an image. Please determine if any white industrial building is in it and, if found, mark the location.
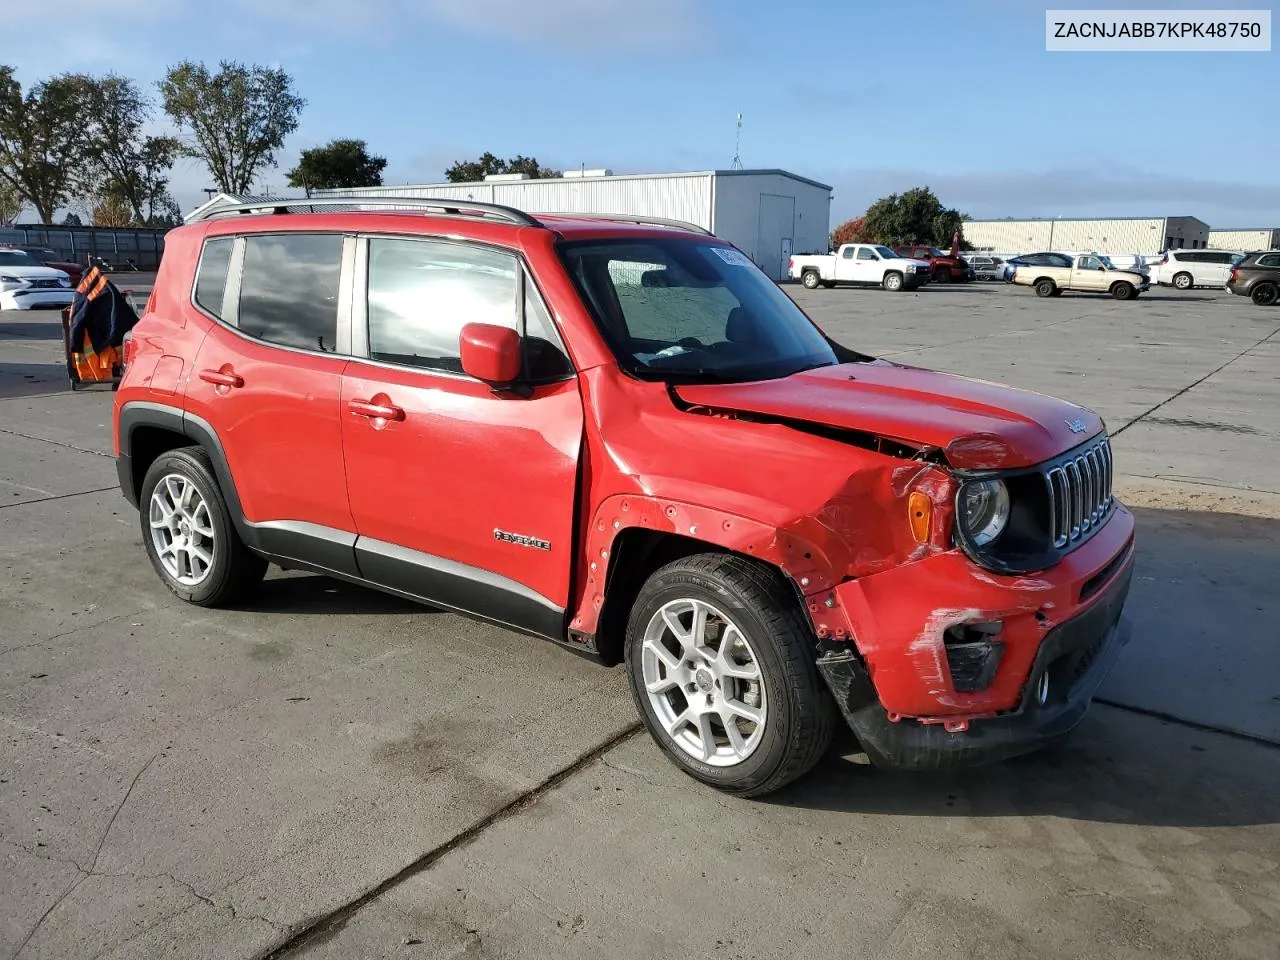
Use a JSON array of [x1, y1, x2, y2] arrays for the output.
[[963, 216, 1210, 256], [1207, 227, 1280, 251], [314, 169, 833, 281]]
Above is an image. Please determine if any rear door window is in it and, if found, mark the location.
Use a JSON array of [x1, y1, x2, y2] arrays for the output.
[[238, 234, 344, 353]]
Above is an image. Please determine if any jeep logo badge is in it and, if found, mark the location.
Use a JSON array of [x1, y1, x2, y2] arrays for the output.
[[1065, 418, 1088, 434]]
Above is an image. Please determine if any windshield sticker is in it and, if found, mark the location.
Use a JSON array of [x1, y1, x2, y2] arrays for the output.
[[709, 247, 754, 268]]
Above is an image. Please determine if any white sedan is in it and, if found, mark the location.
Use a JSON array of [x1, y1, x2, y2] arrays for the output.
[[0, 248, 75, 310]]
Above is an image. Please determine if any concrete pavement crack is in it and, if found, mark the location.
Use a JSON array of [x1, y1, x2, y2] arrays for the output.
[[0, 486, 118, 510], [6, 756, 157, 957], [0, 426, 113, 458], [1111, 324, 1280, 437], [253, 723, 644, 960]]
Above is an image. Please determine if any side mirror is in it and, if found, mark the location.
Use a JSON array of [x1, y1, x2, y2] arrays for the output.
[[460, 322, 521, 386]]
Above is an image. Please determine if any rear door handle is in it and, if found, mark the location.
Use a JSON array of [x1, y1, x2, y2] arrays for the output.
[[348, 399, 405, 421], [199, 368, 243, 388]]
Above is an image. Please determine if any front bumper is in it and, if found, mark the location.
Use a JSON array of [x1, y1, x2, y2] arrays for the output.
[[818, 559, 1132, 768], [808, 503, 1135, 768], [0, 288, 75, 310]]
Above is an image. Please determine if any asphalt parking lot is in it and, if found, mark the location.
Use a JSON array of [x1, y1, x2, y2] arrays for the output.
[[2, 280, 1278, 960]]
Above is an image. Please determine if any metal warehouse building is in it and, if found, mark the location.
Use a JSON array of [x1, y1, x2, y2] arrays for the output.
[[963, 216, 1210, 256], [1208, 227, 1280, 251], [315, 169, 833, 281]]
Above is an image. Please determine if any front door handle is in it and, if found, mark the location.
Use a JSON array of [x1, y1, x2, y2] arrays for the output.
[[348, 399, 405, 421], [199, 368, 243, 388]]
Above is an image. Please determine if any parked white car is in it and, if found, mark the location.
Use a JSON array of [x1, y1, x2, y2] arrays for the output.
[[0, 248, 75, 310], [1152, 249, 1245, 290], [1011, 252, 1149, 300], [788, 244, 930, 292]]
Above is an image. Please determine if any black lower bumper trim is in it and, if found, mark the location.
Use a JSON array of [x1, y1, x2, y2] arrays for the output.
[[817, 558, 1134, 770]]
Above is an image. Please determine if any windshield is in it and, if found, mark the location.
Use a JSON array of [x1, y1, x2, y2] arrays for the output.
[[874, 245, 901, 259], [0, 251, 40, 267], [558, 238, 839, 382]]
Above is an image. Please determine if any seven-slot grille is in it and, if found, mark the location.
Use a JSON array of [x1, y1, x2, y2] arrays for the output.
[[1044, 437, 1113, 548]]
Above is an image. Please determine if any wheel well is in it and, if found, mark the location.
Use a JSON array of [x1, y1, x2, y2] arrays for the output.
[[1034, 276, 1056, 288], [593, 530, 730, 666], [1110, 279, 1133, 291], [128, 425, 192, 500]]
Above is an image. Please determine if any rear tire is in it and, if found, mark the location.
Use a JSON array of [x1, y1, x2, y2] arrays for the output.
[[1111, 281, 1137, 301], [1035, 279, 1056, 298], [883, 272, 904, 292], [139, 447, 267, 607], [1173, 271, 1193, 291], [624, 554, 835, 798], [801, 270, 820, 290], [1251, 282, 1278, 306]]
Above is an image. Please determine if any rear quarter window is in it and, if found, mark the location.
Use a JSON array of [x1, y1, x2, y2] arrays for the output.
[[193, 237, 234, 317], [1257, 254, 1280, 268]]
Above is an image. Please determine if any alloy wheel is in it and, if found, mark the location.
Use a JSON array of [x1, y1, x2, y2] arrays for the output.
[[148, 474, 216, 586], [641, 598, 767, 766]]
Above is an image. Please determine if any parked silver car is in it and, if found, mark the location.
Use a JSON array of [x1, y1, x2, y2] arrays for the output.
[[963, 254, 1006, 281]]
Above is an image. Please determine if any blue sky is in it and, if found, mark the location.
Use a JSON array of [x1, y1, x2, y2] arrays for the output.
[[4, 0, 1277, 226]]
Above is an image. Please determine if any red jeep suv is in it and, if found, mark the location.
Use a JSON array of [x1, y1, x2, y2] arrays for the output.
[[113, 197, 1134, 797]]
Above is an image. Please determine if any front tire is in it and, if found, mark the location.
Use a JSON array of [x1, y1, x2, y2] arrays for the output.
[[1251, 282, 1278, 306], [624, 554, 835, 798], [1173, 271, 1193, 290], [801, 270, 820, 290], [932, 267, 949, 284], [883, 272, 904, 292], [139, 447, 267, 606], [1111, 281, 1137, 300]]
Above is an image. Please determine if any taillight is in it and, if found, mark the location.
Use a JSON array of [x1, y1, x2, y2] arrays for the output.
[[121, 330, 136, 369], [1230, 267, 1239, 283]]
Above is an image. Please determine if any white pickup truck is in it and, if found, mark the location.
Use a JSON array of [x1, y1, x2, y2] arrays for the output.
[[788, 244, 931, 292]]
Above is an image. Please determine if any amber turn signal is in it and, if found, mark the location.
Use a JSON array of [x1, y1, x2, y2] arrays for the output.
[[907, 491, 932, 543]]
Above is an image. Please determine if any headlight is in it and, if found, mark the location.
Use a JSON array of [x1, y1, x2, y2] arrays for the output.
[[0, 274, 20, 283], [906, 264, 916, 272], [957, 479, 1010, 546]]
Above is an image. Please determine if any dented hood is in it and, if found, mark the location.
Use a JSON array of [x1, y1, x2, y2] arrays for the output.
[[673, 360, 1102, 469]]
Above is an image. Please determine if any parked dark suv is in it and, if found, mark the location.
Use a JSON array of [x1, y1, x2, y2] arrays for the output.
[[1227, 251, 1280, 306]]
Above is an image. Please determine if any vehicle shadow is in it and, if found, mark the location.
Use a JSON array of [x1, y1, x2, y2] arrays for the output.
[[240, 571, 431, 616], [766, 502, 1280, 829]]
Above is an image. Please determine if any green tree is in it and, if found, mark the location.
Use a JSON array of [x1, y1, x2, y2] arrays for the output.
[[445, 151, 560, 183], [286, 138, 387, 196], [159, 60, 305, 195], [79, 73, 181, 224], [0, 179, 21, 224], [91, 180, 136, 227], [861, 186, 967, 248], [0, 65, 92, 224]]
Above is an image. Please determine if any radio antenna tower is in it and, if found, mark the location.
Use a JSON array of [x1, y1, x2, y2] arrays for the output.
[[731, 113, 743, 169]]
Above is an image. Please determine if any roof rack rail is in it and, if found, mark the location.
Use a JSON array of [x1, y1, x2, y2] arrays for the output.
[[537, 212, 713, 236], [186, 195, 544, 227]]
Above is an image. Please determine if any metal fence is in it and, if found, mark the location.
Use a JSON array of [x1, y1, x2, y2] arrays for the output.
[[0, 225, 168, 268]]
